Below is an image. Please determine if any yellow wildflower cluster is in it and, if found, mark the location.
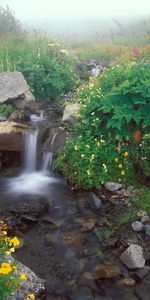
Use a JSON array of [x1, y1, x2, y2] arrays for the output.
[[114, 151, 129, 179]]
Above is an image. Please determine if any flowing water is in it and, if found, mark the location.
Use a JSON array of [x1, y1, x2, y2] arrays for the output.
[[7, 129, 61, 196]]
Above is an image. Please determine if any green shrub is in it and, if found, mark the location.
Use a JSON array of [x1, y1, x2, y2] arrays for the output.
[[0, 104, 15, 117], [130, 134, 150, 180], [54, 135, 133, 189], [79, 62, 150, 139], [55, 62, 150, 188], [0, 36, 79, 101]]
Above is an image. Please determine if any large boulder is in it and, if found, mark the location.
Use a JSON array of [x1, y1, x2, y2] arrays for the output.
[[0, 72, 28, 103], [0, 121, 30, 151], [62, 103, 82, 124], [0, 72, 35, 108]]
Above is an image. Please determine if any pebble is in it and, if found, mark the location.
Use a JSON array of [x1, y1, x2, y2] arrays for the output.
[[137, 211, 147, 218], [120, 244, 145, 269], [140, 215, 149, 223], [131, 221, 144, 232]]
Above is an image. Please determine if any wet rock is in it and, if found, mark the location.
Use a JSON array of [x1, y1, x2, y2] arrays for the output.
[[81, 218, 96, 232], [118, 277, 136, 287], [94, 295, 109, 300], [82, 272, 94, 280], [0, 121, 30, 151], [135, 282, 150, 300], [140, 215, 149, 223], [108, 286, 139, 300], [131, 221, 144, 232], [95, 261, 120, 279], [52, 104, 63, 116], [42, 127, 67, 153], [87, 192, 103, 211], [120, 244, 145, 269], [144, 224, 150, 236], [104, 182, 122, 192], [61, 231, 84, 246], [73, 287, 94, 300], [62, 103, 82, 124], [131, 266, 150, 279], [21, 214, 38, 223]]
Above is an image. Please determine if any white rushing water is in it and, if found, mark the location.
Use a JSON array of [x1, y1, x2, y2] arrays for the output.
[[8, 130, 59, 195]]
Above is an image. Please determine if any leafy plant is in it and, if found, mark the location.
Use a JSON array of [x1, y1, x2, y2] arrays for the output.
[[130, 134, 150, 179], [54, 134, 132, 189], [0, 104, 15, 117], [80, 62, 150, 139], [0, 35, 79, 101]]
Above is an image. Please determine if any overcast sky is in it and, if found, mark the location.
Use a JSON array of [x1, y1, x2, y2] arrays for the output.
[[1, 0, 150, 21]]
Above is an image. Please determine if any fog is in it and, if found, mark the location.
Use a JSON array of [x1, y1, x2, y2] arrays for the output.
[[1, 0, 150, 35]]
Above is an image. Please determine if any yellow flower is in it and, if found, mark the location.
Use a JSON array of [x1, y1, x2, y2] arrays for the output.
[[6, 247, 15, 254], [115, 158, 119, 162], [118, 163, 123, 168], [9, 237, 20, 247], [20, 273, 27, 280], [2, 231, 7, 235], [121, 170, 125, 175], [27, 294, 35, 300], [0, 262, 13, 275], [124, 151, 129, 157]]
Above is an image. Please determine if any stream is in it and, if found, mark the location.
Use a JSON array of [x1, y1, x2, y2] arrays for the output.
[[0, 118, 149, 300]]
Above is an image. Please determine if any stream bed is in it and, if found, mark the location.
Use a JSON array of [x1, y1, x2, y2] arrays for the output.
[[0, 176, 150, 300]]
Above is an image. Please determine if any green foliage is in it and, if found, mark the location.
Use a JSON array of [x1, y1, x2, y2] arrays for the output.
[[130, 134, 150, 179], [0, 5, 22, 35], [54, 135, 132, 189], [0, 35, 79, 101], [55, 61, 150, 188], [79, 62, 150, 139], [133, 188, 150, 213], [0, 104, 15, 117]]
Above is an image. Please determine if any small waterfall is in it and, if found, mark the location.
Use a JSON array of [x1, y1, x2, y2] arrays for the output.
[[24, 130, 38, 172], [42, 152, 53, 171], [7, 129, 60, 195]]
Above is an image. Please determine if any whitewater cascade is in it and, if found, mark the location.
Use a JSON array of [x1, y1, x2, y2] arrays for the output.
[[8, 129, 59, 195]]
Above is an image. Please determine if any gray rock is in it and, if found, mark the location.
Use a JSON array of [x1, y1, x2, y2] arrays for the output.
[[104, 182, 122, 192], [0, 72, 28, 103], [131, 221, 144, 232], [62, 103, 82, 124], [144, 224, 150, 236], [0, 114, 7, 121], [120, 244, 145, 269], [87, 192, 103, 210]]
